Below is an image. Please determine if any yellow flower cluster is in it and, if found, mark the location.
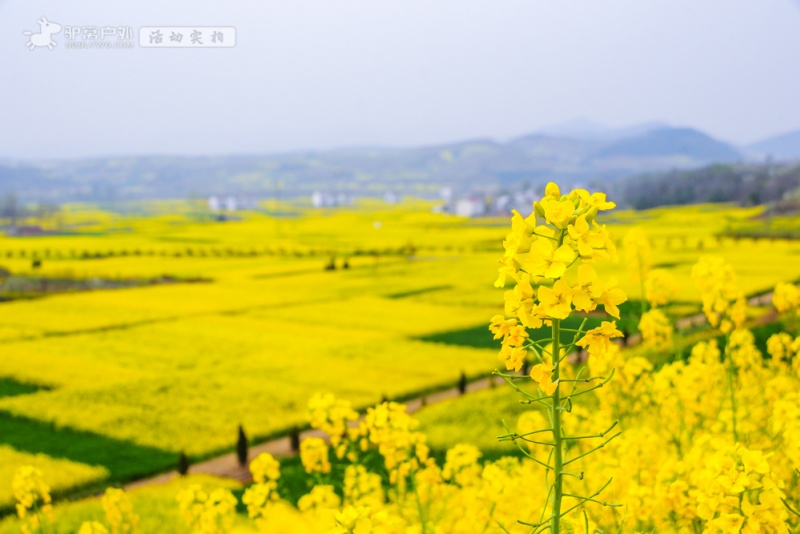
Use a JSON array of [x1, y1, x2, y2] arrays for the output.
[[576, 320, 624, 358], [639, 308, 673, 348], [691, 439, 787, 533], [343, 465, 384, 507], [175, 485, 237, 534], [78, 521, 109, 534], [727, 328, 763, 371], [358, 402, 430, 483], [249, 451, 281, 485], [242, 452, 281, 525], [496, 182, 618, 279], [330, 505, 396, 534], [300, 437, 332, 475], [644, 268, 677, 308], [307, 392, 359, 454], [773, 281, 800, 316], [766, 332, 800, 372], [12, 465, 53, 534], [692, 255, 747, 333], [101, 487, 138, 534], [298, 484, 341, 515], [306, 395, 433, 487], [441, 444, 482, 487], [492, 183, 626, 390], [489, 315, 529, 372], [623, 227, 652, 283]]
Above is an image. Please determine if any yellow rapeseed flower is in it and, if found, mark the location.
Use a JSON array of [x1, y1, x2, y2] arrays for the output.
[[530, 363, 558, 395], [576, 321, 623, 357], [537, 279, 573, 319]]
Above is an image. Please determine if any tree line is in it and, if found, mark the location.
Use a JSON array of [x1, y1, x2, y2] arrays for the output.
[[610, 162, 800, 210]]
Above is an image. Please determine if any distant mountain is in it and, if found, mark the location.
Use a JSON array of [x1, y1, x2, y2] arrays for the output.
[[537, 119, 612, 140], [0, 125, 777, 204], [592, 127, 741, 162], [747, 130, 800, 161], [538, 119, 670, 141]]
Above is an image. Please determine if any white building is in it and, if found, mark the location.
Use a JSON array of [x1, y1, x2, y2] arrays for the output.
[[311, 191, 354, 208], [455, 197, 486, 218]]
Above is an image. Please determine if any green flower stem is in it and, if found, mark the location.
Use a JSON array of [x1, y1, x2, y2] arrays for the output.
[[724, 333, 739, 443], [551, 317, 564, 534], [638, 256, 648, 316]]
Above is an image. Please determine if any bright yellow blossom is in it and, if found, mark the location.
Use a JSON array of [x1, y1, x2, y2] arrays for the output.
[[567, 215, 608, 259], [518, 239, 576, 279], [498, 344, 526, 372], [541, 197, 575, 230], [489, 315, 517, 340], [576, 321, 623, 357], [590, 278, 627, 319], [545, 181, 561, 198], [530, 363, 558, 395], [537, 279, 573, 319]]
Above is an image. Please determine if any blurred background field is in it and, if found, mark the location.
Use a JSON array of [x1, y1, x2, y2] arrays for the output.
[[1, 199, 799, 510]]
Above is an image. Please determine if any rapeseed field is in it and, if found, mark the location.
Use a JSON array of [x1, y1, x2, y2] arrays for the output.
[[1, 193, 799, 533]]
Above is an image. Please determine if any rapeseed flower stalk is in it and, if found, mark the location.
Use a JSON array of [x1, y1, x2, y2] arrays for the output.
[[773, 281, 800, 317], [308, 393, 359, 459], [623, 228, 652, 315], [12, 465, 53, 534], [640, 269, 677, 352], [176, 485, 237, 534], [692, 256, 749, 442], [639, 308, 673, 349], [298, 484, 341, 514], [492, 181, 626, 533], [101, 487, 138, 534], [301, 437, 332, 478], [242, 452, 281, 528], [644, 268, 677, 309]]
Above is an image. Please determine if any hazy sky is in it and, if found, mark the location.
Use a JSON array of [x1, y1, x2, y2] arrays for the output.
[[1, 1, 799, 160]]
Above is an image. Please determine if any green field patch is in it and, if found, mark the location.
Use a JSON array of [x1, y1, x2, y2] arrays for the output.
[[0, 377, 50, 399], [0, 378, 47, 399], [0, 411, 176, 483]]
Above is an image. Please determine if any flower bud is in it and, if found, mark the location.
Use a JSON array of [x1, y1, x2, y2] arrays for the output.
[[545, 182, 560, 198], [533, 201, 545, 218]]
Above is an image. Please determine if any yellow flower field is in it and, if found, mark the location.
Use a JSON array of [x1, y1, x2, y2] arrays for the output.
[[1, 195, 799, 532]]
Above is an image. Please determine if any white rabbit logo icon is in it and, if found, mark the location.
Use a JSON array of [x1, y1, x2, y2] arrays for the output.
[[24, 16, 62, 50]]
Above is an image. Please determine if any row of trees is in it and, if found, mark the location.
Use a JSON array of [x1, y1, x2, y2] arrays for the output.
[[611, 162, 800, 209]]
